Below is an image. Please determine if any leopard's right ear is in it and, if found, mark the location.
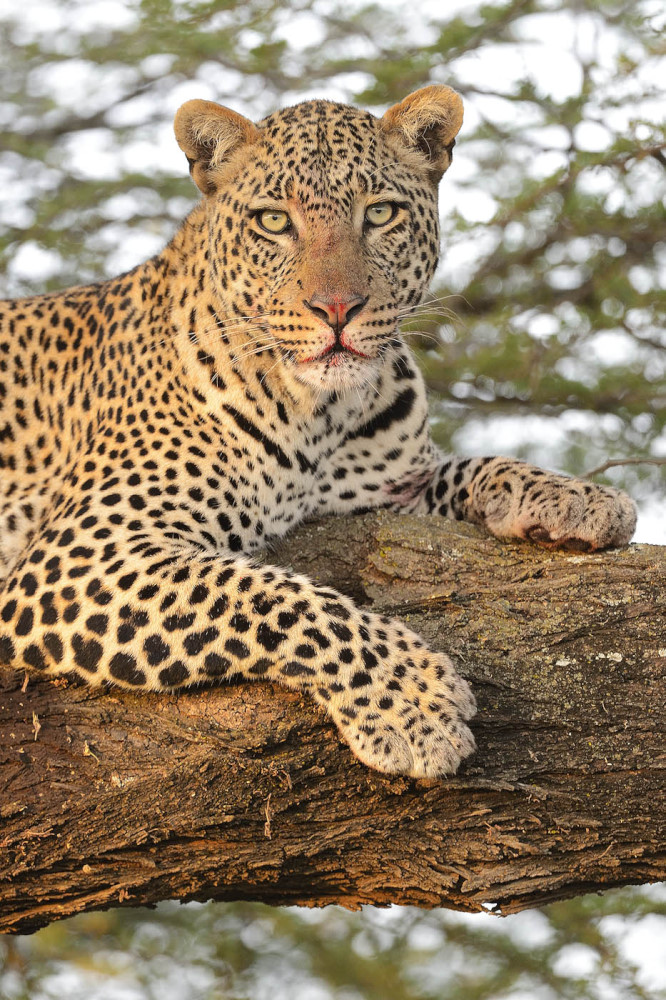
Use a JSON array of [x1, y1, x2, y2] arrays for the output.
[[174, 100, 259, 195]]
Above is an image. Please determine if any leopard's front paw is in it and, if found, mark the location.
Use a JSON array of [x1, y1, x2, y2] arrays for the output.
[[323, 621, 476, 779], [470, 459, 637, 551]]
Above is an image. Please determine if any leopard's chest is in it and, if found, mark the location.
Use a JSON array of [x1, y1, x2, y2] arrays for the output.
[[120, 412, 339, 555]]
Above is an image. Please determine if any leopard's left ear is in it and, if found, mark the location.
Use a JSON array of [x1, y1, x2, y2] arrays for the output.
[[381, 85, 463, 180]]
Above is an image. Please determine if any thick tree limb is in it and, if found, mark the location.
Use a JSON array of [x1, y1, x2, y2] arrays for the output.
[[1, 513, 664, 934]]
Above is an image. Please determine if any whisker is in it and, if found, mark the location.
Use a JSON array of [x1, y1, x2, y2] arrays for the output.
[[397, 304, 458, 321], [230, 343, 277, 363], [259, 351, 290, 385], [399, 331, 443, 346], [155, 321, 280, 353], [354, 383, 368, 420]]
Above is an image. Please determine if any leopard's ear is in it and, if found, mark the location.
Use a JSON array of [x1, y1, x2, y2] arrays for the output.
[[174, 100, 259, 195], [381, 85, 463, 180]]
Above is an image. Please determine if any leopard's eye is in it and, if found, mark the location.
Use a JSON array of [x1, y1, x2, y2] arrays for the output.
[[257, 210, 291, 234], [364, 202, 396, 227]]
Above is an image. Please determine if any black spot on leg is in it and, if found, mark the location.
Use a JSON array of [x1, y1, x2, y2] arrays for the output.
[[249, 657, 273, 675], [329, 621, 352, 642], [71, 634, 103, 673], [256, 622, 287, 651], [208, 595, 229, 619], [224, 637, 250, 659], [144, 634, 171, 666], [158, 661, 190, 686], [1, 600, 17, 622], [203, 652, 231, 676], [229, 613, 251, 633], [0, 636, 15, 664], [15, 607, 34, 636], [322, 602, 350, 621], [183, 627, 219, 656], [109, 652, 146, 686], [63, 603, 80, 624], [86, 614, 109, 636], [164, 613, 196, 632], [294, 643, 316, 659], [281, 660, 316, 677], [361, 648, 378, 670], [43, 633, 63, 662], [24, 644, 47, 670]]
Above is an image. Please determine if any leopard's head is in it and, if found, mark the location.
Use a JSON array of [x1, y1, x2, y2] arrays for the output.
[[174, 86, 463, 392]]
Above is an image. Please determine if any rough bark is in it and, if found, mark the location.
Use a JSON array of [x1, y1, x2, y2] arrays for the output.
[[1, 513, 664, 935]]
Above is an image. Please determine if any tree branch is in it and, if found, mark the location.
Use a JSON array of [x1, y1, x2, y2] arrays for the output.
[[1, 513, 664, 934], [584, 456, 666, 477]]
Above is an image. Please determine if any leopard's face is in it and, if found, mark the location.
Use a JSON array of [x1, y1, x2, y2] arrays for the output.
[[174, 88, 462, 393], [199, 101, 444, 392]]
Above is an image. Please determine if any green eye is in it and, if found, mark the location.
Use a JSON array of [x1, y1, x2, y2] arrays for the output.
[[365, 202, 396, 227], [257, 210, 291, 234]]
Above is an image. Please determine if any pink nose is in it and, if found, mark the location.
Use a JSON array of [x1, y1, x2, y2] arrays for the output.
[[304, 294, 368, 331]]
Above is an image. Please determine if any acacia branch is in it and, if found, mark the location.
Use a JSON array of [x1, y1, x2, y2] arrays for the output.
[[584, 456, 666, 477], [1, 513, 664, 935]]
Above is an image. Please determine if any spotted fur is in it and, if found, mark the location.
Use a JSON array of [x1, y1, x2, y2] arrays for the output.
[[0, 87, 636, 777]]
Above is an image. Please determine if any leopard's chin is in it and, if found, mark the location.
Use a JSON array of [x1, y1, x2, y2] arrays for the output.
[[294, 352, 381, 393]]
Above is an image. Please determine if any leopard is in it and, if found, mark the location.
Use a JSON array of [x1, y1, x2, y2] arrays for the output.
[[0, 85, 636, 779]]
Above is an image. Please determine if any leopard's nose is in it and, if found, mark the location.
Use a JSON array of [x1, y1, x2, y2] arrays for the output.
[[304, 294, 368, 332]]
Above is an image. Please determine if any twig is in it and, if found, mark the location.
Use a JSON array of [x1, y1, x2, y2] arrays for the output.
[[264, 794, 273, 840], [585, 457, 666, 477]]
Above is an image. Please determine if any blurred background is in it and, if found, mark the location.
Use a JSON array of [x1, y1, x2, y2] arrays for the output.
[[0, 0, 664, 996]]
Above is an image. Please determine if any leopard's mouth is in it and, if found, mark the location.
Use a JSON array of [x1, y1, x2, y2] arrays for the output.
[[301, 338, 371, 365]]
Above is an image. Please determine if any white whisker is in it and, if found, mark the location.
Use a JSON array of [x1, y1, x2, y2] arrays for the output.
[[259, 351, 289, 385], [230, 343, 277, 363]]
